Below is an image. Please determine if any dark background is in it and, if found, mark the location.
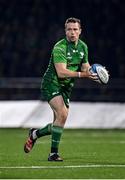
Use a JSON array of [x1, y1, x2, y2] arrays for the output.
[[0, 0, 125, 101]]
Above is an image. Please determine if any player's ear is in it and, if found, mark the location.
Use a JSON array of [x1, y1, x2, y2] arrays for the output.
[[65, 28, 66, 34], [79, 28, 82, 35]]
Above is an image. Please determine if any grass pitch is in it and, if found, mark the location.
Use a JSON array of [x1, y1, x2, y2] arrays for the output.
[[0, 128, 125, 179]]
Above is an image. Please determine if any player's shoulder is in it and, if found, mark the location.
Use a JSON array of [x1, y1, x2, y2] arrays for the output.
[[53, 38, 67, 52], [78, 39, 88, 48], [54, 38, 67, 47]]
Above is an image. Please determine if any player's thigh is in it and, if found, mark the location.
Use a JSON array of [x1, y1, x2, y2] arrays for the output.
[[49, 95, 68, 116]]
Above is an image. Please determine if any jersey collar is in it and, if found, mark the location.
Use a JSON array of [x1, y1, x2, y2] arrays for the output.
[[65, 38, 79, 49]]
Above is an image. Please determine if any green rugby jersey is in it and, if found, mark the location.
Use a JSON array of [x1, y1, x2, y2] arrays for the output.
[[42, 38, 88, 88]]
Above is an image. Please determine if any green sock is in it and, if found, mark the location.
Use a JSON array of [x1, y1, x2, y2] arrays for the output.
[[36, 123, 52, 138], [51, 125, 63, 153]]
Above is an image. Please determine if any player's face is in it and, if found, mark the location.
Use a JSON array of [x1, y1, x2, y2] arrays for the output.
[[65, 22, 81, 43]]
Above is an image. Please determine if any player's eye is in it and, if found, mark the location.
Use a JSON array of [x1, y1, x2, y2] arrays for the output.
[[73, 28, 78, 31], [67, 28, 72, 31]]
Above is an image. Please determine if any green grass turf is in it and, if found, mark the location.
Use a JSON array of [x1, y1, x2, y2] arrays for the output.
[[0, 128, 125, 179]]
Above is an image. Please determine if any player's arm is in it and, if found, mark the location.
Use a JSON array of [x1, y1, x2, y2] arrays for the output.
[[54, 63, 96, 79], [81, 62, 91, 72], [53, 46, 97, 79]]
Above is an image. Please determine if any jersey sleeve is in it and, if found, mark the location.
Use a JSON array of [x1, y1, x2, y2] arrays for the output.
[[52, 46, 67, 63], [83, 44, 88, 63]]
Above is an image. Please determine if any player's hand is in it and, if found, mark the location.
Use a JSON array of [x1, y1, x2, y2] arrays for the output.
[[86, 67, 98, 80], [80, 67, 98, 80], [89, 73, 99, 80]]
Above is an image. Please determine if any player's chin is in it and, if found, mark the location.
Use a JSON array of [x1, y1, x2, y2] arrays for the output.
[[70, 37, 77, 42]]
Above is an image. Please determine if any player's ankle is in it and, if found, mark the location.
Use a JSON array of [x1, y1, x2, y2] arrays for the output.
[[51, 147, 58, 154], [32, 130, 37, 140]]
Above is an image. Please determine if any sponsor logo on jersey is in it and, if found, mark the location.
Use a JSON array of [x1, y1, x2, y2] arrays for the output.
[[80, 52, 84, 58], [73, 49, 78, 53], [67, 52, 72, 59], [52, 92, 59, 96]]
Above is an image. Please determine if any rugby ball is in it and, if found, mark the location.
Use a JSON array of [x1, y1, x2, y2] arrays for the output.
[[90, 64, 109, 84]]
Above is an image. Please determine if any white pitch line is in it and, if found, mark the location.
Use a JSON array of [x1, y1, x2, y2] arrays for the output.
[[0, 164, 125, 169]]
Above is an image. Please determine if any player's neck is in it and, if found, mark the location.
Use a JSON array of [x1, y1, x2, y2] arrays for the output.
[[66, 37, 78, 47]]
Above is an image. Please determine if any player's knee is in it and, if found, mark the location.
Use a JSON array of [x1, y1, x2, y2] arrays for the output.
[[58, 109, 68, 123]]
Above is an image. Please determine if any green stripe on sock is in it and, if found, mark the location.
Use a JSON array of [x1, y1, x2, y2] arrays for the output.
[[51, 125, 63, 152]]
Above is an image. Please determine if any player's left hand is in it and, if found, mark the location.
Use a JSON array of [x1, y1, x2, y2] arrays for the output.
[[86, 67, 98, 80]]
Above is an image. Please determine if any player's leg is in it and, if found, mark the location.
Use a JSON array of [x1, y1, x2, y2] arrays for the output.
[[24, 111, 54, 153], [24, 84, 69, 155], [24, 86, 58, 153], [24, 119, 54, 153], [48, 95, 69, 161]]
